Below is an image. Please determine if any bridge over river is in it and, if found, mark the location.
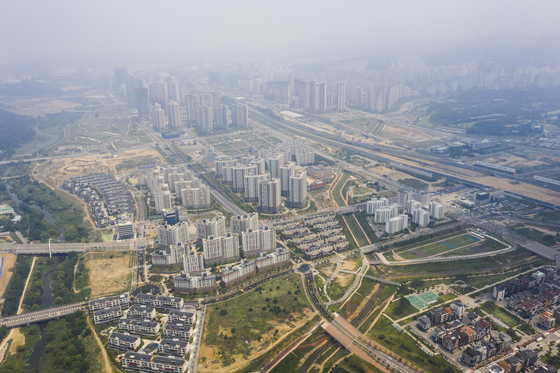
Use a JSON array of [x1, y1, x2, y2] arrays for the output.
[[0, 303, 86, 329]]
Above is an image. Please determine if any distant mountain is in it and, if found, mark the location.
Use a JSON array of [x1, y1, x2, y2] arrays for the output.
[[0, 110, 36, 159]]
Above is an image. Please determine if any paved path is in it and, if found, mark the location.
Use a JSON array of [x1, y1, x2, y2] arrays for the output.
[[363, 275, 400, 286], [326, 260, 368, 306]]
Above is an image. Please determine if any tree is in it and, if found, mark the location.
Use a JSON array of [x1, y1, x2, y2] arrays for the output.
[[220, 309, 228, 316]]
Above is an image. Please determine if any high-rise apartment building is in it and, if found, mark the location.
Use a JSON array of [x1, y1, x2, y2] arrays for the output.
[[182, 249, 204, 276], [157, 222, 189, 249], [154, 191, 172, 214], [337, 83, 346, 111], [280, 162, 296, 197], [152, 103, 165, 131], [413, 209, 430, 227], [374, 205, 398, 223], [196, 107, 213, 132], [215, 106, 229, 129], [354, 87, 363, 107], [289, 171, 307, 208], [167, 79, 181, 103], [195, 216, 225, 241], [386, 214, 409, 234], [202, 233, 239, 265], [366, 197, 389, 215], [231, 212, 259, 235], [244, 173, 270, 202], [267, 153, 284, 179], [136, 86, 150, 121], [167, 101, 181, 130], [185, 94, 198, 124], [259, 178, 281, 214], [429, 202, 445, 220], [231, 104, 248, 127]]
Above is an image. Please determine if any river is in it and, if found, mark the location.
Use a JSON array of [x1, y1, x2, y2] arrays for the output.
[[24, 259, 62, 371], [5, 182, 65, 242], [22, 124, 59, 156]]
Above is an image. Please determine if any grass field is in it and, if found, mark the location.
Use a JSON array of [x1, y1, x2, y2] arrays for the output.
[[367, 316, 459, 373], [333, 354, 385, 373], [344, 214, 369, 247], [354, 212, 378, 243], [200, 274, 312, 368], [420, 242, 455, 256], [323, 348, 350, 373], [332, 172, 350, 207], [399, 178, 429, 190], [84, 250, 132, 298], [347, 278, 378, 315], [327, 273, 355, 301], [494, 310, 517, 327]]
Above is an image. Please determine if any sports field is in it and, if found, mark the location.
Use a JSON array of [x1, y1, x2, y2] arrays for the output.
[[406, 291, 439, 310], [399, 234, 481, 258]]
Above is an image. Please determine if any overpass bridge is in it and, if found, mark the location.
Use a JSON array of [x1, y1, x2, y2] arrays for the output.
[[0, 303, 86, 328], [0, 239, 148, 255]]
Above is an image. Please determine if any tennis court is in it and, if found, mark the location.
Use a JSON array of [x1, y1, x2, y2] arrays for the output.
[[406, 292, 440, 310], [418, 291, 439, 304], [406, 294, 429, 309]]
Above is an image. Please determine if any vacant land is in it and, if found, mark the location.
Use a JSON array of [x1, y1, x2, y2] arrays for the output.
[[199, 274, 312, 371], [39, 148, 165, 187], [0, 254, 17, 298], [83, 250, 132, 298], [399, 178, 429, 190]]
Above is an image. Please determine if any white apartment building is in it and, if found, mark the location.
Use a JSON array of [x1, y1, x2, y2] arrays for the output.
[[406, 200, 423, 214], [196, 216, 225, 241], [108, 332, 141, 351], [366, 197, 389, 215], [158, 339, 189, 357], [167, 310, 195, 325], [93, 307, 122, 324], [374, 205, 398, 223], [259, 178, 281, 214], [202, 233, 240, 265], [180, 185, 211, 209], [152, 244, 187, 267], [154, 191, 173, 214], [244, 173, 270, 202], [256, 248, 291, 271], [386, 214, 409, 234], [413, 209, 430, 227], [182, 249, 204, 276], [289, 170, 307, 208], [163, 323, 191, 340], [280, 162, 296, 196], [135, 294, 184, 310], [167, 101, 181, 130], [232, 165, 258, 192], [429, 201, 445, 220], [231, 212, 259, 235], [267, 153, 285, 179], [412, 190, 431, 207], [174, 272, 217, 294], [215, 159, 237, 178], [122, 352, 187, 373], [118, 318, 160, 336], [397, 189, 409, 206], [152, 103, 165, 131], [241, 226, 276, 257], [222, 259, 256, 287], [127, 305, 157, 320], [89, 292, 130, 312], [158, 222, 189, 249], [222, 165, 235, 184]]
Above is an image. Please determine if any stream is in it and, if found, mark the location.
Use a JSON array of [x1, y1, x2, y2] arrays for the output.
[[24, 260, 61, 371]]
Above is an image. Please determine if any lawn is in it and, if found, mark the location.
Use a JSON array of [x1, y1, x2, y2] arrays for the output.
[[399, 178, 429, 190], [344, 214, 369, 247], [270, 352, 300, 373], [347, 278, 378, 315], [420, 242, 454, 256], [446, 235, 476, 247], [332, 172, 350, 207], [323, 348, 350, 373], [385, 296, 417, 319], [367, 316, 459, 373], [353, 186, 372, 195], [202, 274, 312, 359], [399, 251, 418, 260], [494, 310, 517, 327], [355, 212, 378, 243], [333, 354, 385, 373]]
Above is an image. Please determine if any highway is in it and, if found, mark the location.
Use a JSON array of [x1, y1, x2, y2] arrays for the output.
[[0, 303, 86, 328], [304, 271, 417, 372], [249, 108, 560, 210]]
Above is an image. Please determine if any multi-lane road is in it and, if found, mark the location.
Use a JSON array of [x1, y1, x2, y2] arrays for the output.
[[0, 303, 86, 328]]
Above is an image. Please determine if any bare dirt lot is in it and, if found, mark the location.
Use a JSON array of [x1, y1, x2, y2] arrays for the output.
[[0, 254, 18, 298], [84, 250, 132, 298], [39, 148, 165, 186], [382, 124, 439, 141], [475, 176, 560, 206], [4, 98, 82, 117]]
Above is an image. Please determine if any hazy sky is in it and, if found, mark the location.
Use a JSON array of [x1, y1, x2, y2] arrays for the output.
[[2, 0, 560, 65]]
